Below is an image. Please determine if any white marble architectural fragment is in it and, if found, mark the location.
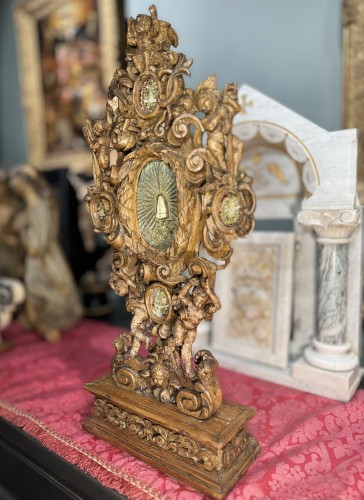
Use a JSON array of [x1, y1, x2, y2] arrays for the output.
[[208, 85, 363, 401], [212, 232, 295, 369], [297, 208, 361, 372]]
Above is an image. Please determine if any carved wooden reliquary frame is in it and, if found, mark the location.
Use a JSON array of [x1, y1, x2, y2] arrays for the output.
[[83, 5, 256, 420]]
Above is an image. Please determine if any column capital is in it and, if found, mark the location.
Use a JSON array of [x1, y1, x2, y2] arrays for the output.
[[297, 208, 361, 243]]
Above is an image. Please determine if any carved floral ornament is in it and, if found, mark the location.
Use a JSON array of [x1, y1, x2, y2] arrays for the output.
[[93, 397, 255, 472], [83, 5, 256, 419]]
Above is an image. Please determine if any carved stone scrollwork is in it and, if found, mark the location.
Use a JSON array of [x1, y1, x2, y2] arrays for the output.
[[84, 5, 256, 419]]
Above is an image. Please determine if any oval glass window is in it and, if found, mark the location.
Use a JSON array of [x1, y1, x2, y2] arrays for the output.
[[137, 160, 178, 250]]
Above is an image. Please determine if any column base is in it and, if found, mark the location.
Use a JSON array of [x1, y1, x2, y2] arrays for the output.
[[292, 356, 363, 401], [304, 339, 359, 371], [212, 349, 363, 402]]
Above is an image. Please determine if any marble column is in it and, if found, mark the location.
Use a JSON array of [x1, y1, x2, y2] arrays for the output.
[[297, 208, 361, 371]]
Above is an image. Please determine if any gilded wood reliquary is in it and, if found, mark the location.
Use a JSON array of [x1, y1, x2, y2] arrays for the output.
[[83, 6, 259, 498]]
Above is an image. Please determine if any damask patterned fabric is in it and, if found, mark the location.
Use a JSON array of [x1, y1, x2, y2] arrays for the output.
[[0, 320, 363, 499]]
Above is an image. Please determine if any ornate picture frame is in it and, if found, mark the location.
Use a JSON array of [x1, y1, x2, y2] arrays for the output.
[[212, 231, 295, 369], [343, 0, 364, 200], [13, 0, 121, 173]]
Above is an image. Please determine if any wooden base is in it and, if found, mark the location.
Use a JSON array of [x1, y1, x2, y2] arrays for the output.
[[84, 375, 260, 499]]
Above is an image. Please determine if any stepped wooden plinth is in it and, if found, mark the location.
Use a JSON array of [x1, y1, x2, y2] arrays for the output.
[[84, 375, 260, 499]]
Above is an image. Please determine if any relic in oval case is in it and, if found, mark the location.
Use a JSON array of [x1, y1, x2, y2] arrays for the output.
[[83, 5, 259, 498]]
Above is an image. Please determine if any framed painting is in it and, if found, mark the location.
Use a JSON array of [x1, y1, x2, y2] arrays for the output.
[[13, 0, 122, 173], [343, 0, 364, 201], [212, 231, 295, 369]]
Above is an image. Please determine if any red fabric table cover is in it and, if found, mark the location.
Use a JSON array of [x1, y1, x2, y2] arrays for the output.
[[0, 319, 363, 500]]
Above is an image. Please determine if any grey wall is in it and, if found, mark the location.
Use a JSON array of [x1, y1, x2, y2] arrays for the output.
[[126, 0, 343, 129], [0, 0, 27, 171], [0, 0, 343, 171]]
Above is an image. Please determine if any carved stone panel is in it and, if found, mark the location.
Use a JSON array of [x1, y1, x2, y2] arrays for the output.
[[213, 232, 295, 369]]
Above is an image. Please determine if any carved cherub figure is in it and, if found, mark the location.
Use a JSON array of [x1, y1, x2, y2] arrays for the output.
[[171, 277, 220, 378], [111, 118, 137, 154], [83, 118, 110, 171], [109, 251, 149, 358], [150, 362, 179, 403], [127, 296, 150, 357], [196, 77, 242, 172]]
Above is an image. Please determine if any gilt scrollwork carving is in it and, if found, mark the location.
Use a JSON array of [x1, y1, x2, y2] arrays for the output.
[[94, 397, 220, 472], [83, 5, 255, 419]]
